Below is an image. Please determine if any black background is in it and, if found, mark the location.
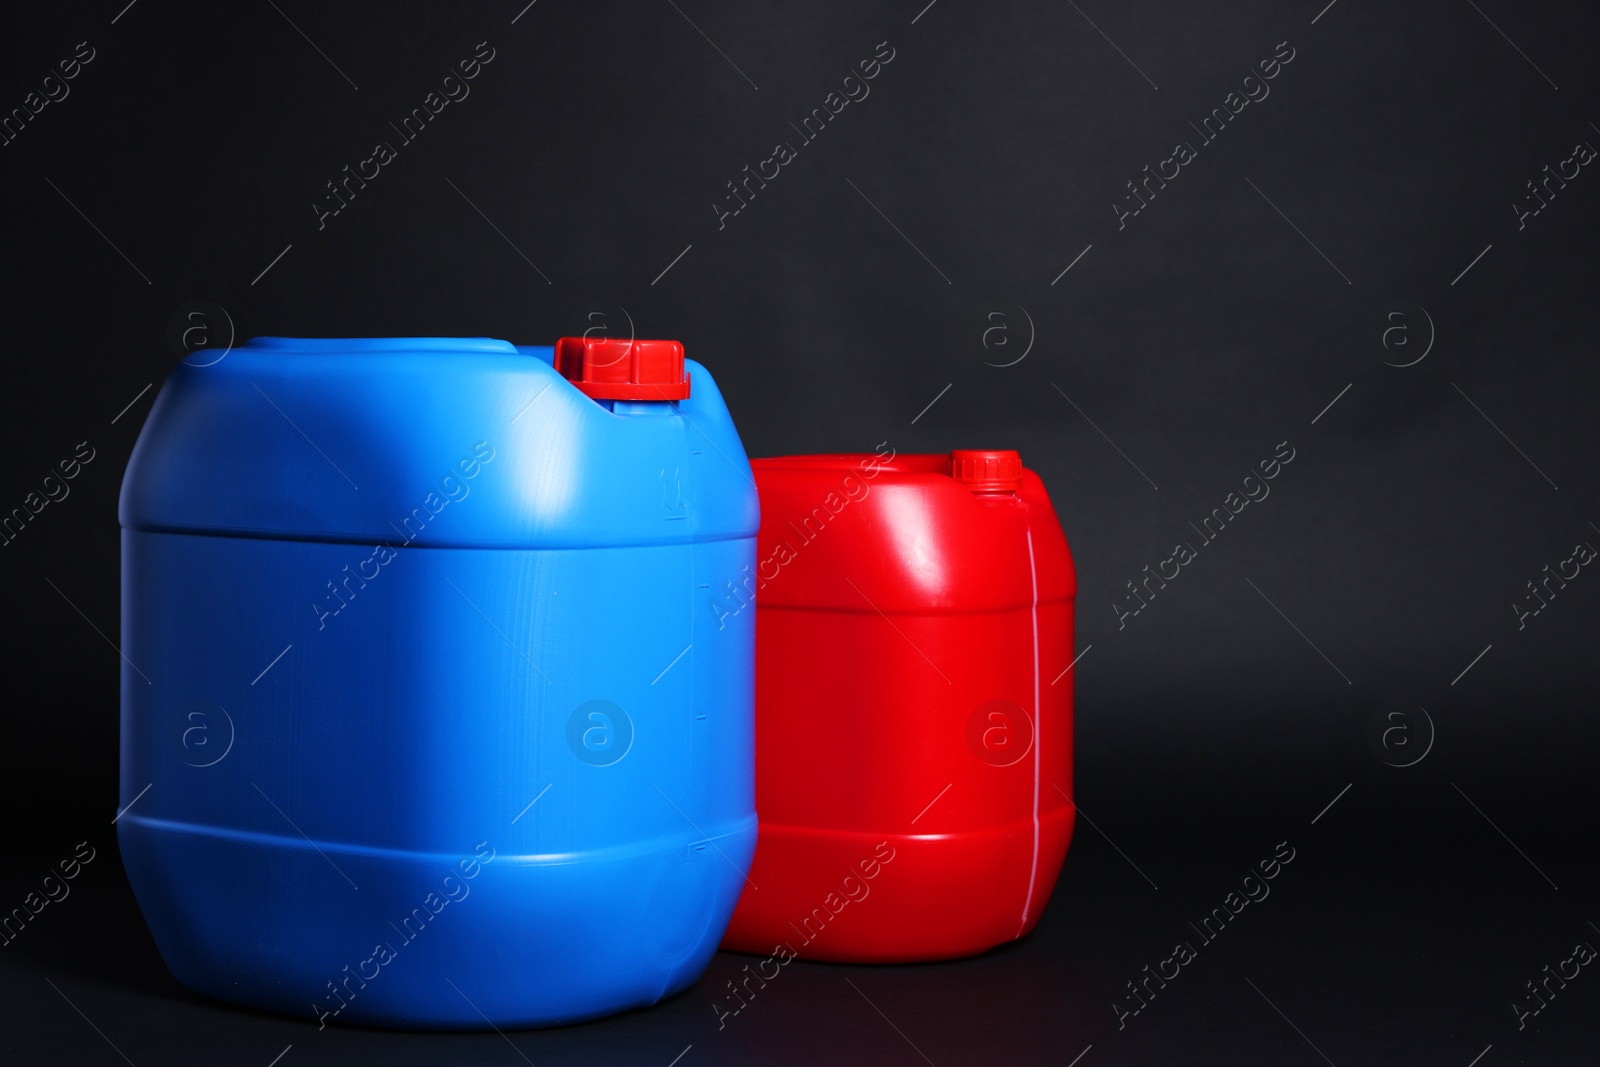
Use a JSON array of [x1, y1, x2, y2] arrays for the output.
[[3, 1, 1597, 1063]]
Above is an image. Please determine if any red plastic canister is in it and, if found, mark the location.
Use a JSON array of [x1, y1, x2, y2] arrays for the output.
[[721, 449, 1077, 962]]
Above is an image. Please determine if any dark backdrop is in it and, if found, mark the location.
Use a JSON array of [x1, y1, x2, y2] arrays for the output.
[[3, 1, 1596, 1064]]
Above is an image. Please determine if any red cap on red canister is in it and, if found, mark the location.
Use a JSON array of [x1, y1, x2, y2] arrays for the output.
[[948, 449, 1023, 492], [554, 337, 691, 401]]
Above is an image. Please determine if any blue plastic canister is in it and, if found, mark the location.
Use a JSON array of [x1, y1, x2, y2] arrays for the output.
[[117, 335, 757, 1029]]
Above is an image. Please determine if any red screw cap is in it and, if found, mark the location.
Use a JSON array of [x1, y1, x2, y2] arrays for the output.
[[554, 337, 691, 401], [949, 449, 1022, 493]]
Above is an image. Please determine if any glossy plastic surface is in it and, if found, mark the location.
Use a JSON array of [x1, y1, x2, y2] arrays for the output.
[[721, 451, 1076, 963], [119, 336, 757, 1028]]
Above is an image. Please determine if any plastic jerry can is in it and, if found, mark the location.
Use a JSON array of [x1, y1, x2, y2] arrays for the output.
[[720, 449, 1076, 962], [118, 335, 757, 1028]]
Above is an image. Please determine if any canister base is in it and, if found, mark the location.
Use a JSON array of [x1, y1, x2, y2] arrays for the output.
[[119, 812, 756, 1029], [722, 808, 1074, 964]]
